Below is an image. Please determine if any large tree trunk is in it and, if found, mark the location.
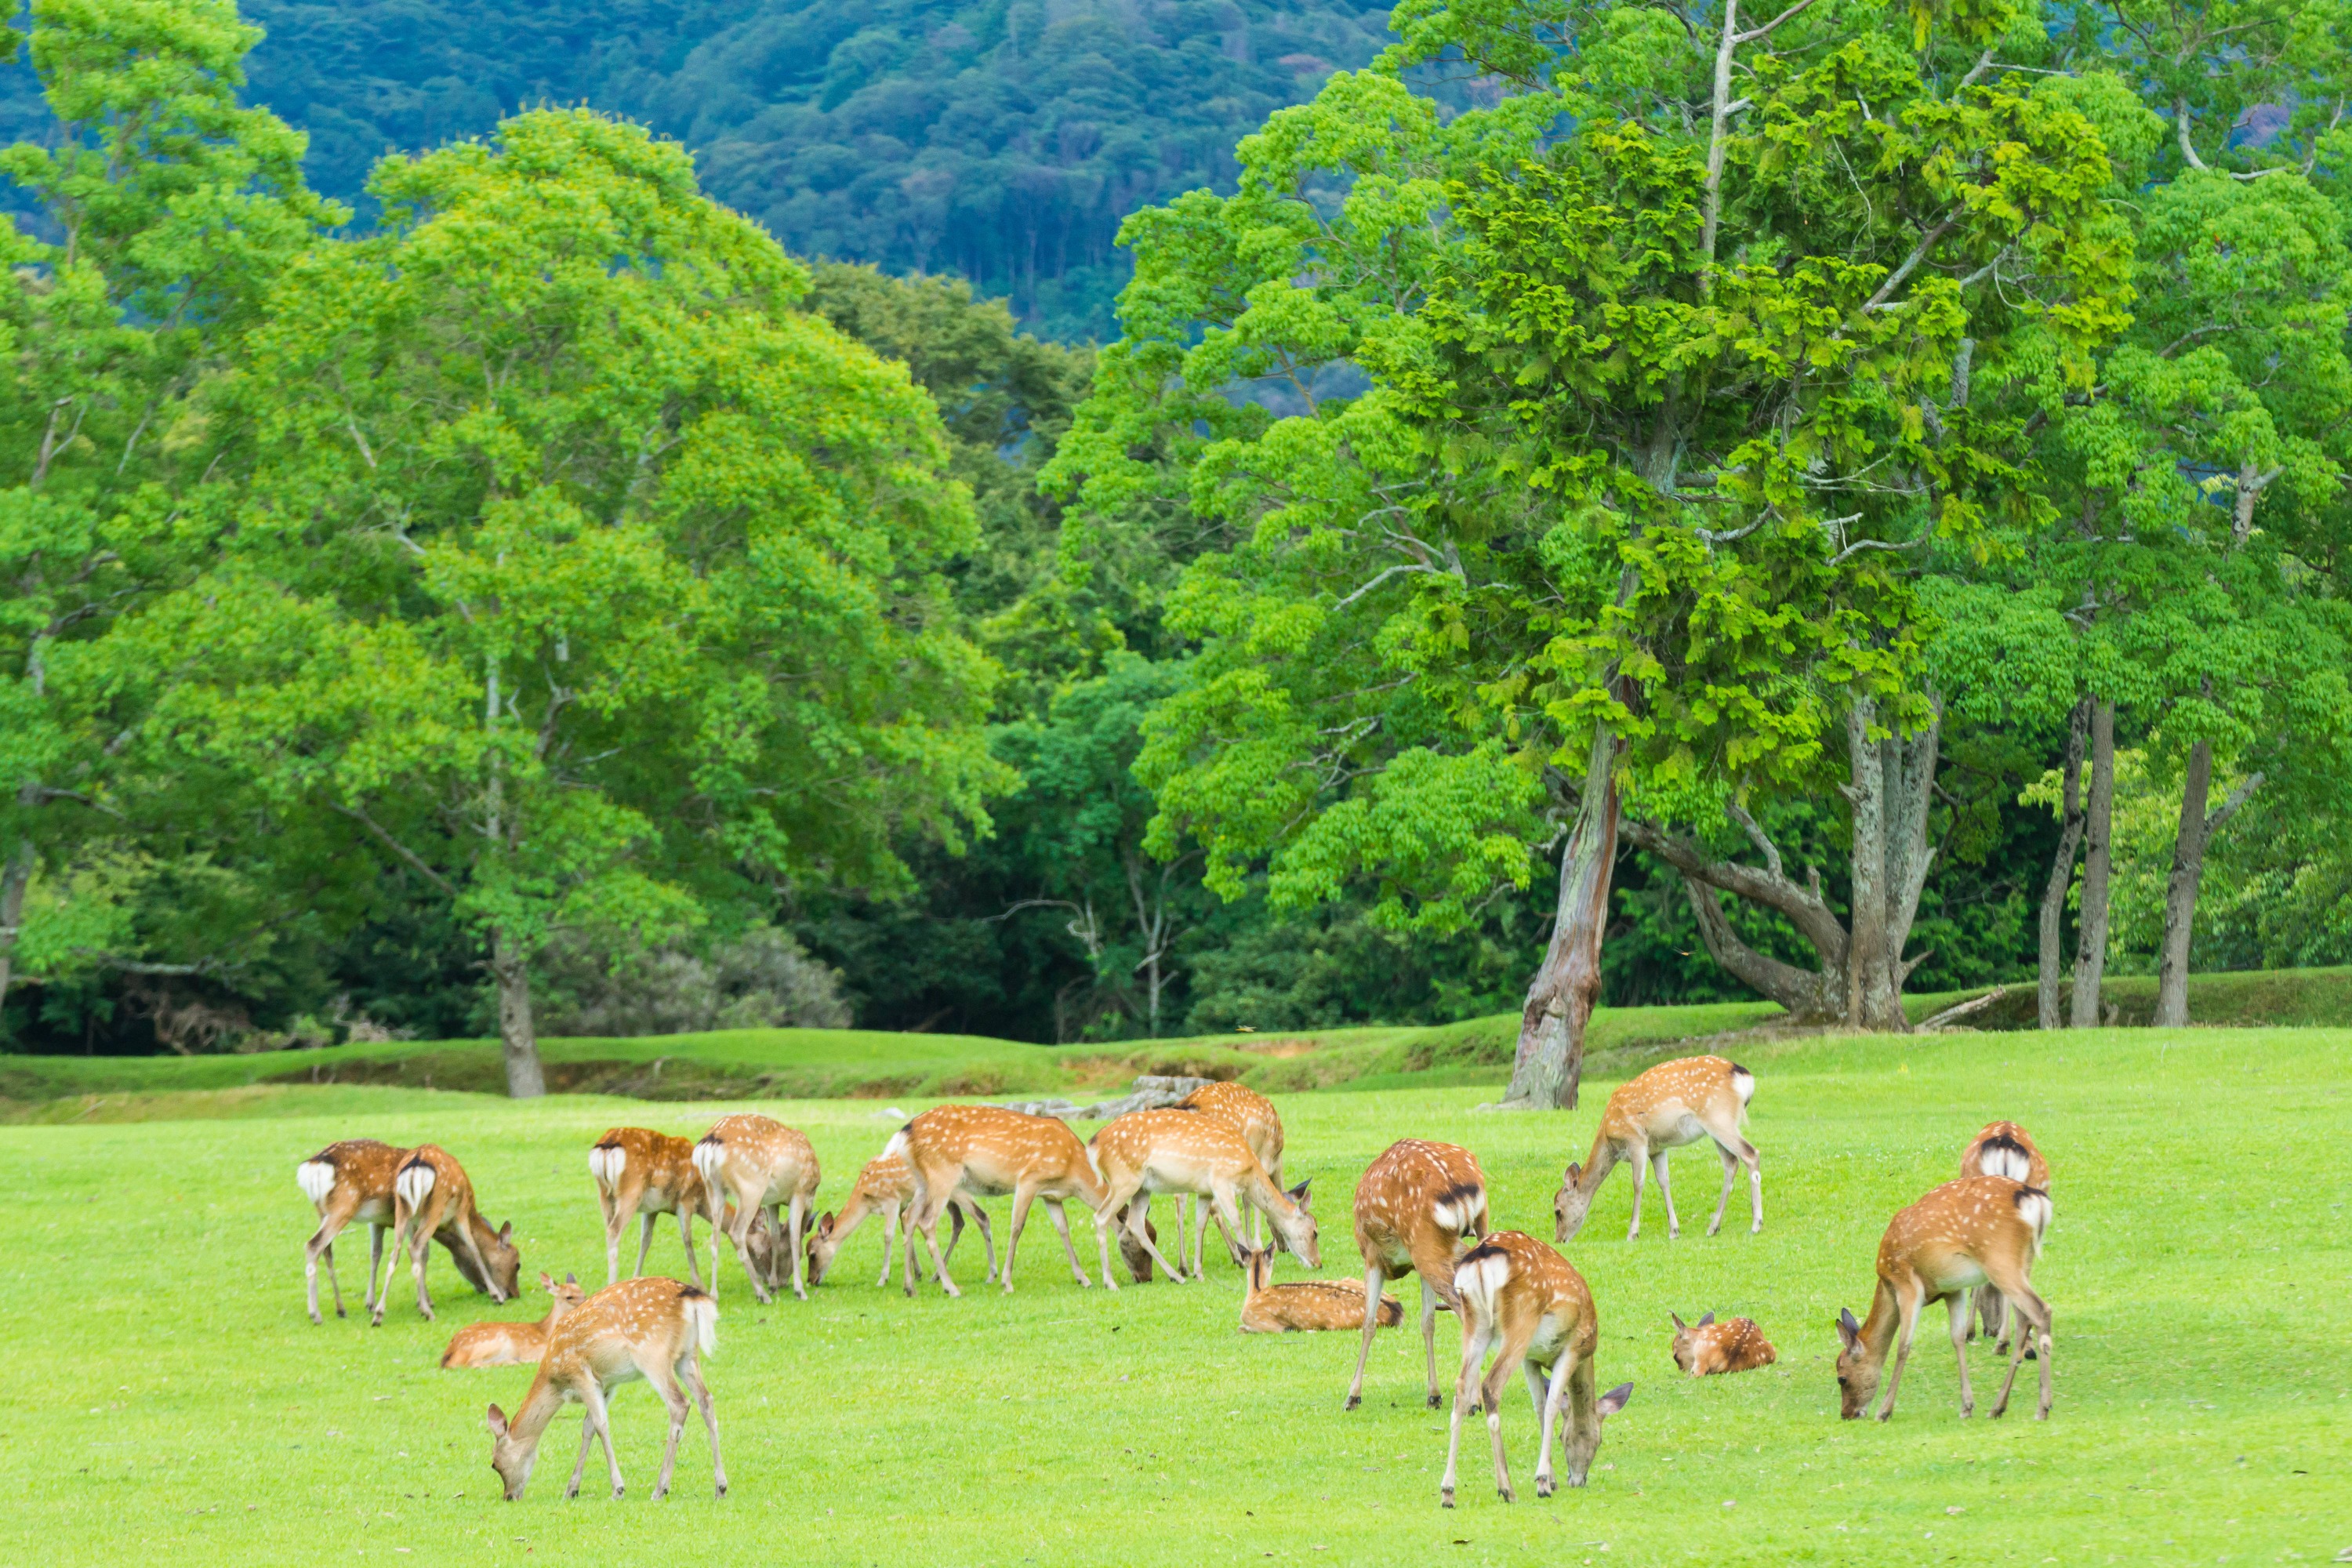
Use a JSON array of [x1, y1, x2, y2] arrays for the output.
[[2069, 699, 2114, 1028], [2154, 740, 2263, 1028], [489, 927, 546, 1098], [0, 838, 33, 1019], [2037, 700, 2089, 1029], [1501, 724, 1621, 1109]]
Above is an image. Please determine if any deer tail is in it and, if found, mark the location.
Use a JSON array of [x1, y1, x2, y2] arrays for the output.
[[296, 1156, 337, 1209], [691, 1135, 725, 1196], [394, 1157, 436, 1212], [681, 1287, 719, 1359], [588, 1142, 626, 1193]]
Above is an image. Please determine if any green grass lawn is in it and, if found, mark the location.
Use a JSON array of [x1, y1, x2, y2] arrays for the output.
[[2, 1025, 2345, 1566]]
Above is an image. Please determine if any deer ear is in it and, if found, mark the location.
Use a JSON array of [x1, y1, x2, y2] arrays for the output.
[[1286, 1178, 1311, 1205], [1835, 1308, 1861, 1351], [1671, 1312, 1686, 1332], [1597, 1382, 1633, 1418], [564, 1272, 576, 1285], [1563, 1163, 1582, 1182], [498, 1221, 514, 1243], [486, 1404, 509, 1439], [539, 1272, 555, 1293], [1697, 1311, 1715, 1328]]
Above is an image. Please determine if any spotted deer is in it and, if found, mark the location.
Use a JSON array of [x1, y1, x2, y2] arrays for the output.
[[1441, 1230, 1634, 1507], [441, 1273, 588, 1369], [1834, 1175, 2054, 1422], [1553, 1054, 1761, 1242], [1345, 1138, 1491, 1411], [1239, 1244, 1400, 1334], [692, 1115, 820, 1303], [806, 1149, 996, 1288], [589, 1127, 709, 1288], [485, 1276, 725, 1502], [296, 1138, 408, 1324], [389, 1145, 521, 1324], [1959, 1121, 2051, 1347], [1088, 1108, 1318, 1283], [887, 1105, 1109, 1296], [1177, 1081, 1286, 1248], [1668, 1312, 1777, 1376]]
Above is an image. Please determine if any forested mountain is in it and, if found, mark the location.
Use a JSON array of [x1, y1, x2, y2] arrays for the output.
[[0, 0, 1395, 337]]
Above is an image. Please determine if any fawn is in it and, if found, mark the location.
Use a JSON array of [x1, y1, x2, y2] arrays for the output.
[[1239, 1244, 1400, 1333], [442, 1273, 588, 1369], [1668, 1312, 1776, 1375]]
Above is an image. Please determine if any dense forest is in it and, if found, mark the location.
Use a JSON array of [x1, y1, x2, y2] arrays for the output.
[[4, 0, 2348, 1091]]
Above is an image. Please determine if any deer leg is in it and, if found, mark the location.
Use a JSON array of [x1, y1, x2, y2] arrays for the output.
[[1121, 1196, 1163, 1282], [1625, 1145, 1649, 1240], [731, 1195, 774, 1305], [1482, 1346, 1521, 1503], [601, 1189, 625, 1287], [1345, 1264, 1387, 1410], [456, 1213, 504, 1305], [304, 1211, 347, 1324], [409, 1221, 437, 1322], [877, 1201, 900, 1288], [676, 1206, 702, 1289], [565, 1406, 600, 1501], [1875, 1285, 1923, 1421], [1421, 1278, 1445, 1410], [681, 1352, 726, 1498], [960, 1196, 997, 1283], [1043, 1196, 1093, 1287], [1440, 1318, 1496, 1508], [1651, 1151, 1682, 1240], [634, 1213, 658, 1279], [1529, 1356, 1570, 1497], [371, 1219, 403, 1327], [1947, 1292, 1976, 1417], [582, 1381, 625, 1498], [1738, 1137, 1762, 1233], [786, 1196, 811, 1300], [943, 1198, 967, 1272], [365, 1224, 386, 1317], [1708, 1143, 1738, 1238], [1991, 1282, 2053, 1420], [1210, 1180, 1251, 1271], [646, 1363, 691, 1502]]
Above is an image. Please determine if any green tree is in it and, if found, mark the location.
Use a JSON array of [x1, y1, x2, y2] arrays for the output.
[[136, 109, 1009, 1094], [1051, 0, 2127, 1101]]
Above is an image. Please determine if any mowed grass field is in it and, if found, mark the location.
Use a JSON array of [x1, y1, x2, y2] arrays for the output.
[[1, 1025, 2345, 1566]]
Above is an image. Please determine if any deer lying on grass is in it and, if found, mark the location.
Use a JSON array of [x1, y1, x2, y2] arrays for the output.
[[1441, 1230, 1633, 1507], [590, 1127, 707, 1288], [1346, 1138, 1490, 1411], [888, 1105, 1109, 1295], [1668, 1312, 1776, 1376], [389, 1145, 521, 1324], [485, 1276, 724, 1502], [1554, 1054, 1761, 1242], [442, 1274, 588, 1368], [1088, 1107, 1319, 1283], [1177, 1081, 1285, 1248], [1834, 1175, 2054, 1422], [1959, 1121, 2051, 1348], [806, 1149, 996, 1288], [297, 1139, 408, 1324], [693, 1115, 820, 1303], [1239, 1244, 1399, 1333]]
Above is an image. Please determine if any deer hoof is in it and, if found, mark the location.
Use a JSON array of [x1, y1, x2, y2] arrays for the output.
[[1427, 1392, 1443, 1410], [1345, 1395, 1361, 1411], [1875, 1410, 1892, 1423], [1497, 1486, 1515, 1504], [1440, 1490, 1455, 1508], [612, 1486, 626, 1501], [1536, 1477, 1555, 1498]]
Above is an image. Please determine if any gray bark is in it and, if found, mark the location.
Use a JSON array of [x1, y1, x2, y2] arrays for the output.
[[490, 927, 546, 1098], [0, 838, 32, 1020], [2069, 700, 2114, 1028], [1502, 723, 1621, 1109], [2038, 700, 2089, 1029], [2154, 740, 2262, 1028]]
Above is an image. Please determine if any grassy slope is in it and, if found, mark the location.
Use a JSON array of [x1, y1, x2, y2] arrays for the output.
[[8, 966, 2346, 1119], [0, 1026, 2343, 1566]]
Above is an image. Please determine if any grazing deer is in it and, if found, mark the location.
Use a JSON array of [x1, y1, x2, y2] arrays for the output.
[[807, 1149, 996, 1287], [887, 1105, 1109, 1296], [484, 1276, 725, 1502], [442, 1273, 588, 1369], [1088, 1108, 1319, 1284], [1668, 1312, 1777, 1376], [1345, 1138, 1491, 1412], [1553, 1055, 1761, 1242], [1834, 1175, 2054, 1422], [589, 1127, 708, 1288], [692, 1115, 820, 1303], [1960, 1121, 2051, 1347], [296, 1139, 408, 1324], [1441, 1230, 1634, 1507], [1239, 1244, 1400, 1334], [1178, 1081, 1286, 1247], [388, 1145, 521, 1325]]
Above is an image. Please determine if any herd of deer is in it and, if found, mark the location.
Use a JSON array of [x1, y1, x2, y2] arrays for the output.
[[294, 1054, 2056, 1507]]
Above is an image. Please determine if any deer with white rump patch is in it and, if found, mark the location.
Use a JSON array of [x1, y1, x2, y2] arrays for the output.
[[1088, 1107, 1319, 1283], [806, 1148, 996, 1287], [442, 1273, 588, 1369], [1959, 1120, 2050, 1348], [1834, 1175, 2054, 1422], [1345, 1138, 1490, 1411], [590, 1127, 709, 1288], [1553, 1054, 1761, 1242], [888, 1105, 1110, 1295], [1441, 1230, 1633, 1507], [296, 1138, 408, 1324], [485, 1276, 725, 1502], [692, 1115, 820, 1302], [389, 1145, 521, 1324]]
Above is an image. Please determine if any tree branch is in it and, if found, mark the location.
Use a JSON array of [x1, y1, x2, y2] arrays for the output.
[[332, 804, 460, 898]]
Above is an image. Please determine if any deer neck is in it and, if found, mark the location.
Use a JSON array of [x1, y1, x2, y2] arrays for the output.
[[1576, 1125, 1627, 1197], [1857, 1278, 1902, 1374], [508, 1367, 569, 1456]]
